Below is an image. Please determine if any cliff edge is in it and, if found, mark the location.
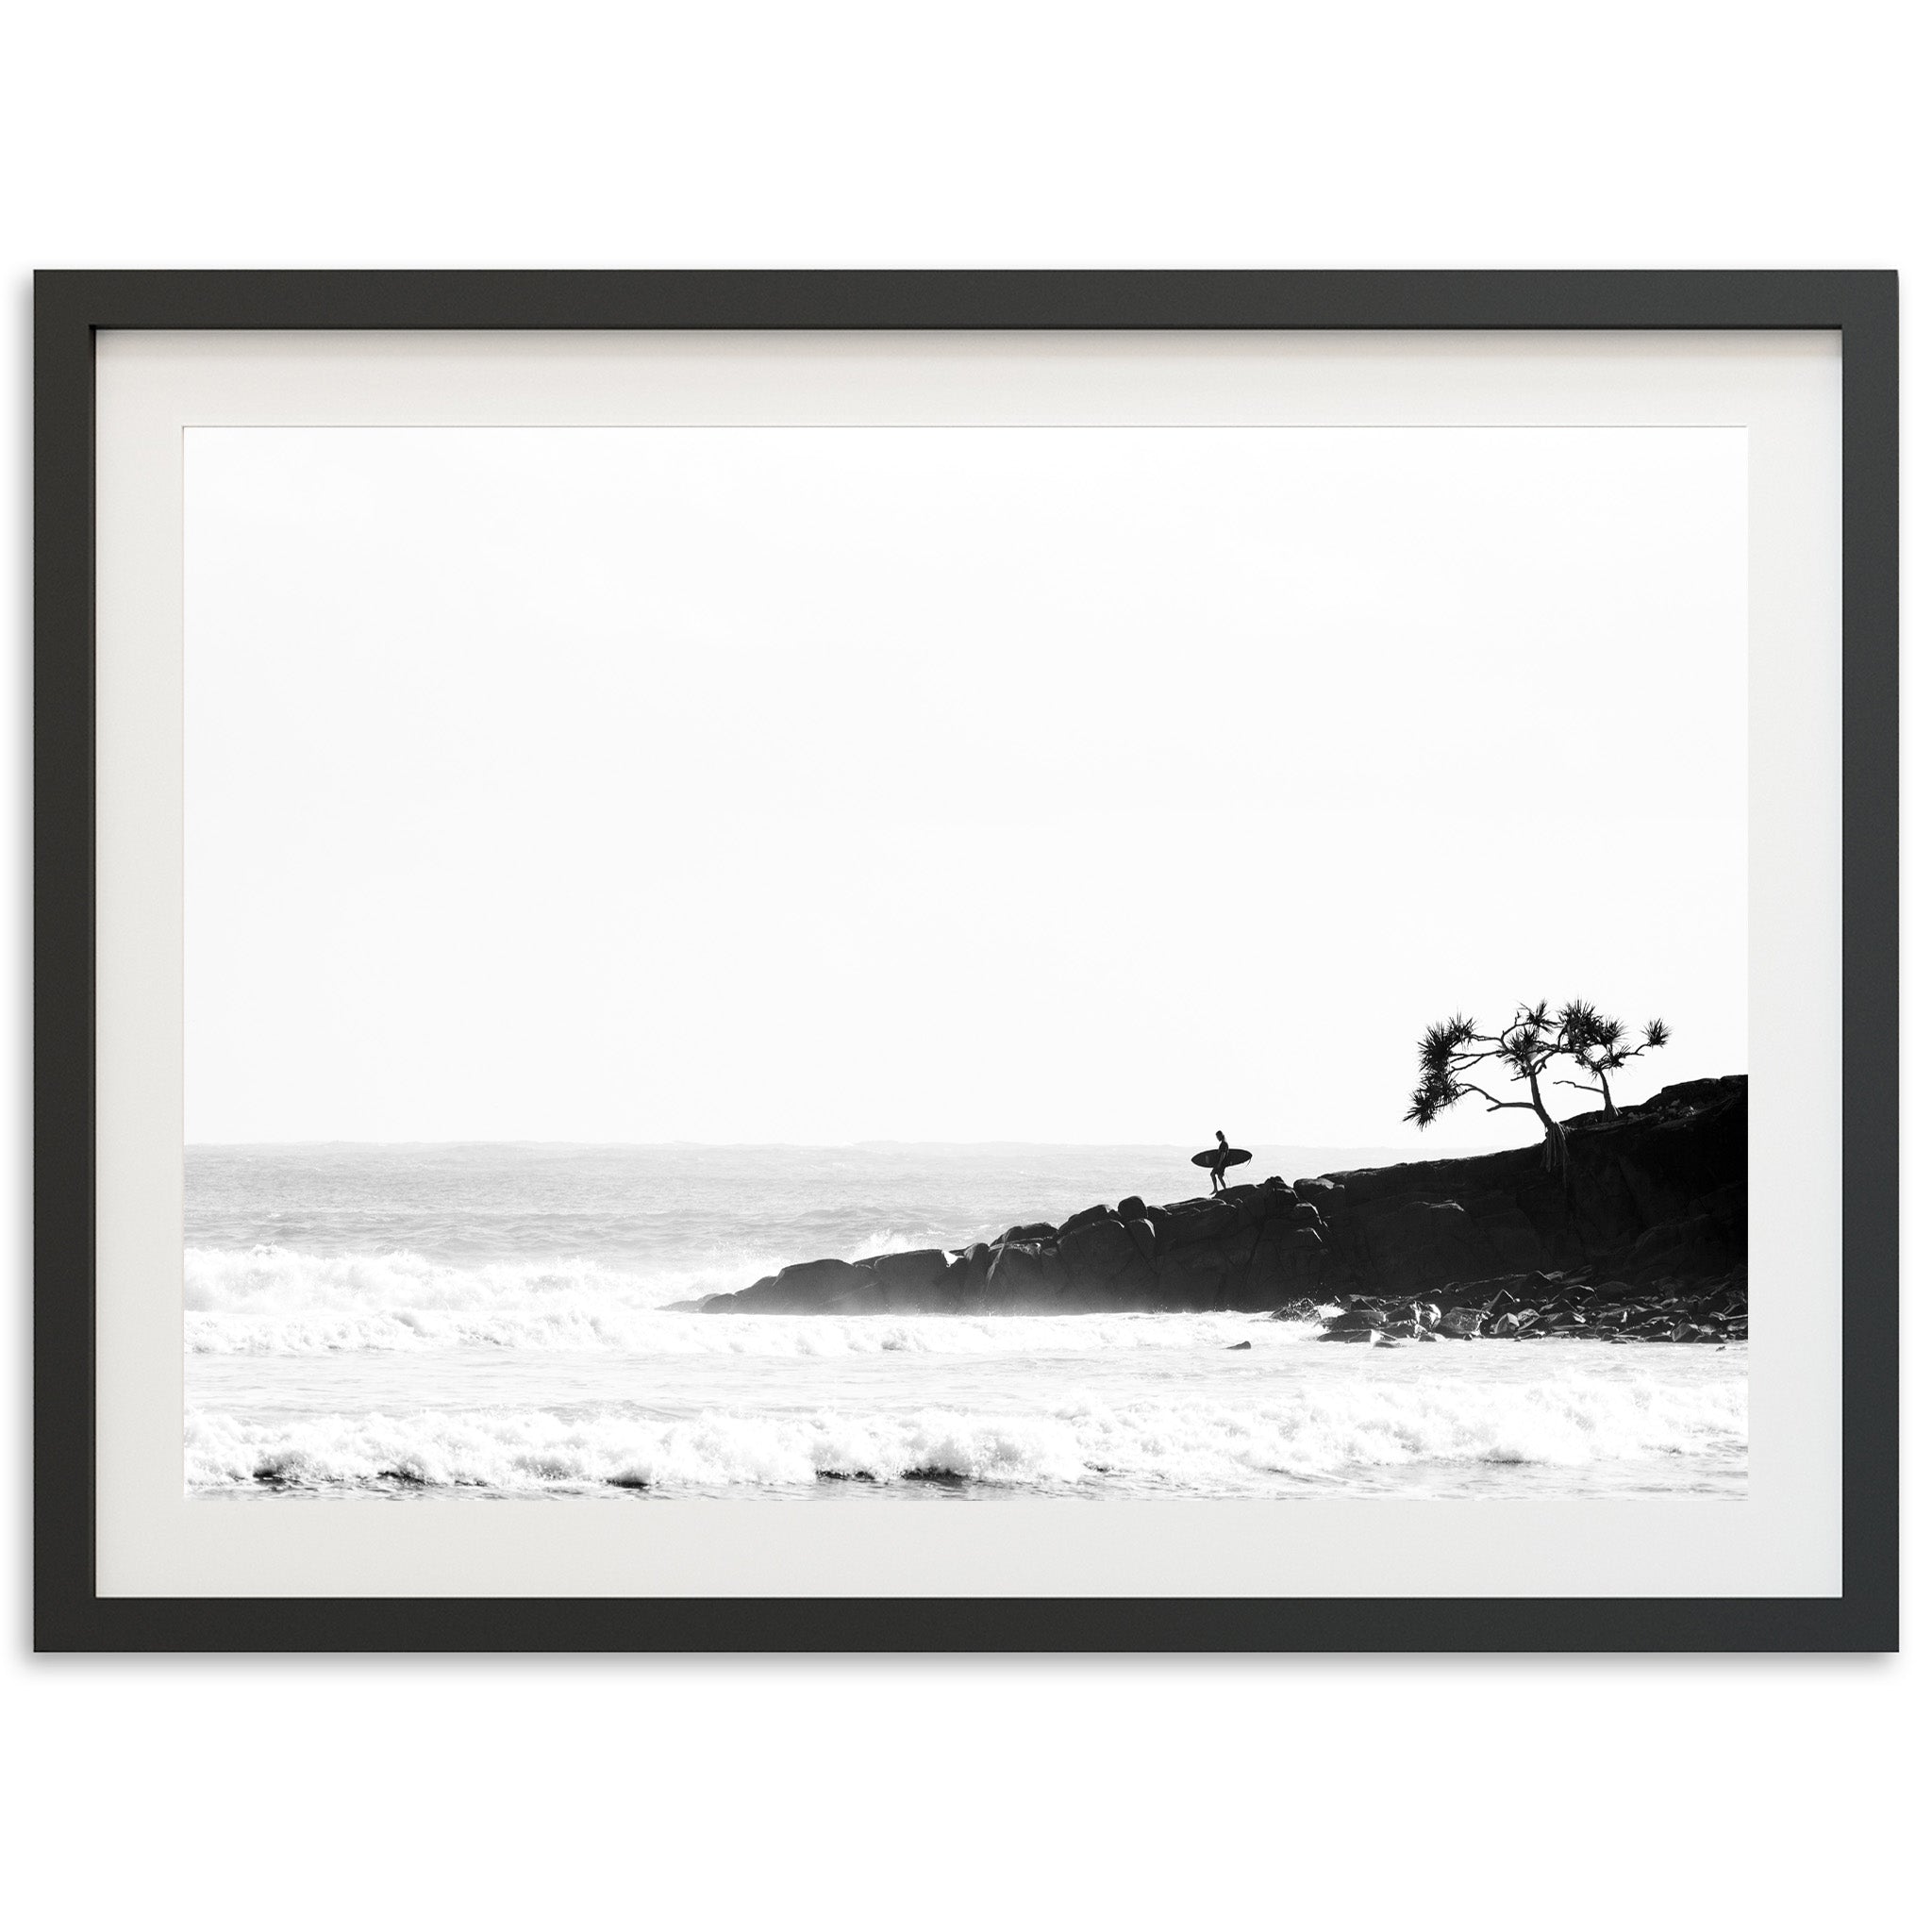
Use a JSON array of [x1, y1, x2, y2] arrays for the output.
[[696, 1075, 1746, 1322]]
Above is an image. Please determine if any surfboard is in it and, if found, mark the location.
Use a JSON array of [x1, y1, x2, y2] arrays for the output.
[[1191, 1146, 1252, 1169]]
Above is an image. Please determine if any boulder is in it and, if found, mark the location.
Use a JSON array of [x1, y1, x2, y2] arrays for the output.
[[822, 1276, 891, 1315], [732, 1257, 863, 1311], [949, 1241, 993, 1282], [1059, 1203, 1117, 1235], [1155, 1200, 1240, 1255], [939, 1244, 993, 1305], [1321, 1307, 1376, 1336], [985, 1241, 1069, 1307], [1157, 1245, 1241, 1309], [1058, 1214, 1140, 1283], [862, 1248, 950, 1300], [999, 1221, 1058, 1245]]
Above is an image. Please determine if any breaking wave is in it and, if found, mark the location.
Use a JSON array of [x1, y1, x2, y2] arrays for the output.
[[186, 1241, 952, 1354], [186, 1375, 1747, 1494]]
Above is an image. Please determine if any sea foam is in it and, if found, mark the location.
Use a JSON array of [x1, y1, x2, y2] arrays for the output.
[[186, 1241, 930, 1354], [183, 1244, 1292, 1356], [185, 1374, 1746, 1495]]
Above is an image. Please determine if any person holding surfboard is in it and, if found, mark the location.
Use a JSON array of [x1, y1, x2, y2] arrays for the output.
[[1192, 1130, 1251, 1193]]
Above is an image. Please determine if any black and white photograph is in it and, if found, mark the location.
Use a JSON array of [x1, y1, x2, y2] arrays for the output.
[[8, 1, 1918, 1925], [182, 421, 1749, 1503]]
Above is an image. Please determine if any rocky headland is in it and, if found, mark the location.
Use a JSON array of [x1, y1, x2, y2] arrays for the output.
[[693, 1076, 1747, 1343]]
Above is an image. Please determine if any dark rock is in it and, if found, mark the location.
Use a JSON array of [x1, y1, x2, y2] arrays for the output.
[[1355, 1198, 1494, 1291], [730, 1257, 862, 1311], [941, 1241, 993, 1291], [705, 1078, 1747, 1324], [1226, 1340, 1253, 1351], [862, 1248, 950, 1304], [1058, 1214, 1140, 1283], [1060, 1203, 1117, 1234], [1156, 1199, 1240, 1255], [1322, 1307, 1375, 1335], [999, 1221, 1058, 1245], [1158, 1249, 1240, 1309], [1473, 1205, 1548, 1271], [985, 1241, 1045, 1301], [985, 1241, 1071, 1306], [823, 1276, 890, 1315]]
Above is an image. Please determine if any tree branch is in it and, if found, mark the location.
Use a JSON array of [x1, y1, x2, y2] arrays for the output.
[[1458, 1083, 1538, 1113]]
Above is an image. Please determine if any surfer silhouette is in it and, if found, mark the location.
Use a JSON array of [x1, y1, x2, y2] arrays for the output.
[[1191, 1129, 1250, 1194], [1208, 1130, 1232, 1192]]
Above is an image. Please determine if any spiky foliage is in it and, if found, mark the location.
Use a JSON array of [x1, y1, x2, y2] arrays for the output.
[[1404, 996, 1668, 1168], [1555, 1001, 1672, 1113], [1406, 1013, 1481, 1127], [1553, 1004, 1676, 1112], [1405, 1003, 1568, 1136], [1557, 1000, 1619, 1051]]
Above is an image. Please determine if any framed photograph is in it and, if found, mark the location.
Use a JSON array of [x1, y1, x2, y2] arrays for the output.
[[34, 271, 1897, 1651]]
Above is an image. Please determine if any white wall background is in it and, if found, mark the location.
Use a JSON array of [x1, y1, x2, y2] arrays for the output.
[[2, 5, 1920, 1928]]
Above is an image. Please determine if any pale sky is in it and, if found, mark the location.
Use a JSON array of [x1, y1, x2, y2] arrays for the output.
[[185, 425, 1746, 1147]]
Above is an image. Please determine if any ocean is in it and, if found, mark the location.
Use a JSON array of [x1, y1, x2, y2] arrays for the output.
[[185, 1143, 1748, 1500]]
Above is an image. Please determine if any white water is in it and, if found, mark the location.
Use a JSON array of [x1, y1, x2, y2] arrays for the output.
[[187, 1312, 1747, 1500], [185, 1146, 1748, 1501]]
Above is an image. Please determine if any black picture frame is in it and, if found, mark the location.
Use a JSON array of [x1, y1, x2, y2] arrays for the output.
[[34, 270, 1899, 1653]]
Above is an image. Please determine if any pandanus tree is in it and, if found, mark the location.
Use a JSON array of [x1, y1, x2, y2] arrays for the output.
[[1550, 1002, 1670, 1117], [1404, 999, 1666, 1174]]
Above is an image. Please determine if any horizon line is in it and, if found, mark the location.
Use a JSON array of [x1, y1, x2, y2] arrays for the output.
[[182, 1136, 1449, 1153]]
